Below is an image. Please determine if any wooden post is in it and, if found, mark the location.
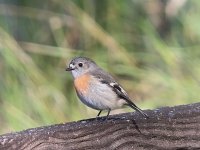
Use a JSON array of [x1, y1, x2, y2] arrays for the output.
[[0, 103, 200, 150]]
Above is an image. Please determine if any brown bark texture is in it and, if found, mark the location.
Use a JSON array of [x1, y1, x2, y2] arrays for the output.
[[0, 102, 200, 150]]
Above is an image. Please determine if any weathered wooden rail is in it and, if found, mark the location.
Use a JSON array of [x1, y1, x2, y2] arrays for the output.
[[0, 102, 200, 150]]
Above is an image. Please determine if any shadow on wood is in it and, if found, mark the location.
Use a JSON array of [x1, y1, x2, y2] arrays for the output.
[[0, 103, 200, 150]]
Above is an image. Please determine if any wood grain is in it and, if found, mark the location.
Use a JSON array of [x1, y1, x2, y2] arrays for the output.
[[0, 103, 200, 150]]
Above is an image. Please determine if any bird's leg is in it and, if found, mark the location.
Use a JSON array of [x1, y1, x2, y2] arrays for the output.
[[106, 109, 111, 119], [96, 110, 102, 117]]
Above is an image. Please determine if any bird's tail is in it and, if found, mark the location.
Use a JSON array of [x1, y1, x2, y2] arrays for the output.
[[125, 99, 149, 118]]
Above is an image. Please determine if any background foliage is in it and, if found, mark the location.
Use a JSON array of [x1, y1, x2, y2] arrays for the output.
[[0, 0, 200, 134]]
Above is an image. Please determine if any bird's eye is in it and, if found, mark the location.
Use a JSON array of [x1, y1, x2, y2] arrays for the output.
[[78, 63, 83, 67]]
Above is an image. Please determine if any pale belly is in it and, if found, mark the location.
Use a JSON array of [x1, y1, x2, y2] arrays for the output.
[[75, 78, 125, 110]]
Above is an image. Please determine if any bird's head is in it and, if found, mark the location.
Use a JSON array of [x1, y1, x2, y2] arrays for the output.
[[66, 57, 97, 78]]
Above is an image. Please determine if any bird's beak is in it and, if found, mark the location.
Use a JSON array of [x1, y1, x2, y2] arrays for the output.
[[65, 67, 73, 71], [65, 64, 75, 71]]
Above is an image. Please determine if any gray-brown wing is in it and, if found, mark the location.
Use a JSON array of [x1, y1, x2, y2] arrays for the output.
[[90, 68, 148, 118]]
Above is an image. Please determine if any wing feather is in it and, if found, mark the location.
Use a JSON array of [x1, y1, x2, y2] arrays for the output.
[[91, 68, 148, 118]]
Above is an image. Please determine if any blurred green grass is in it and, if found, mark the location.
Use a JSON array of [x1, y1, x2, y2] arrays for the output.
[[0, 0, 200, 134]]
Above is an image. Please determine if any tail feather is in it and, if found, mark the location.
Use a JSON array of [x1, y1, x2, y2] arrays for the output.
[[127, 103, 149, 118], [124, 99, 149, 118]]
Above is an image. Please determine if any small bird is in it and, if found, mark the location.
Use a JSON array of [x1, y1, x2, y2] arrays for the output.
[[66, 57, 148, 118]]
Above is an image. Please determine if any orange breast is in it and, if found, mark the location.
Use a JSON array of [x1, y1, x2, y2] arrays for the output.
[[74, 74, 90, 93]]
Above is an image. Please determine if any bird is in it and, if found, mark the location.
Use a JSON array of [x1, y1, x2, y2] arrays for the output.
[[66, 56, 148, 118]]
